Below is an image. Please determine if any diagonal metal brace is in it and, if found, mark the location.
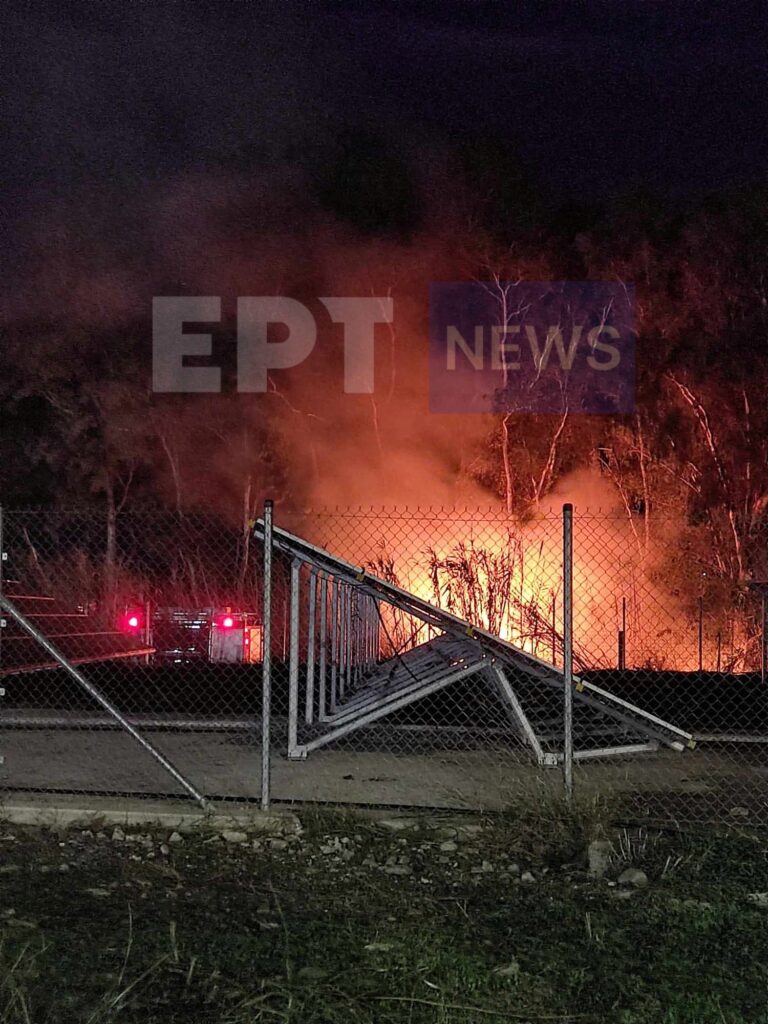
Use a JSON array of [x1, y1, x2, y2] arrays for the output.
[[0, 594, 208, 810]]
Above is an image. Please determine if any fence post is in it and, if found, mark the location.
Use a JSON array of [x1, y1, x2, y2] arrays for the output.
[[0, 505, 4, 672], [287, 558, 301, 757], [563, 503, 574, 802], [261, 499, 274, 810]]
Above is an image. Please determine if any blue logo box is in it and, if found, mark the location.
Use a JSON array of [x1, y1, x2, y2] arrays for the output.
[[429, 282, 635, 414]]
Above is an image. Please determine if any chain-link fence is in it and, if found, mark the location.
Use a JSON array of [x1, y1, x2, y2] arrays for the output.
[[0, 509, 269, 810], [0, 504, 766, 827], [571, 510, 768, 827]]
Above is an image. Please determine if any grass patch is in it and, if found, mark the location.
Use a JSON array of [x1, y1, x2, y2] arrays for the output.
[[0, 809, 766, 1022]]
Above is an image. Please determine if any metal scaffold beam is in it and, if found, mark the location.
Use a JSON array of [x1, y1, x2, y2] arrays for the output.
[[252, 519, 695, 763]]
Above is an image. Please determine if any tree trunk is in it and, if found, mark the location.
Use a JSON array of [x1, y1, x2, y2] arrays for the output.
[[239, 474, 253, 591], [104, 481, 117, 616], [501, 414, 514, 514]]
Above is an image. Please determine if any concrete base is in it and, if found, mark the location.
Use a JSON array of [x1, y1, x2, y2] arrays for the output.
[[0, 790, 301, 832]]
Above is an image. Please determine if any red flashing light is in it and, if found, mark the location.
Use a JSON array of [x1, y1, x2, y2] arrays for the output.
[[222, 615, 234, 629], [119, 608, 144, 633]]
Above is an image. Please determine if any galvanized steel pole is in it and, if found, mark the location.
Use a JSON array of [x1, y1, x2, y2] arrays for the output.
[[260, 499, 274, 810], [563, 503, 574, 802], [0, 506, 4, 672]]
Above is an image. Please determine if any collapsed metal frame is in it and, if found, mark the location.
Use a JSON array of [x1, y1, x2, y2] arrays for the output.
[[254, 512, 695, 769]]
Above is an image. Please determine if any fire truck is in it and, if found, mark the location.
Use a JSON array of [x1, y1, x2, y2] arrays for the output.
[[119, 606, 263, 664]]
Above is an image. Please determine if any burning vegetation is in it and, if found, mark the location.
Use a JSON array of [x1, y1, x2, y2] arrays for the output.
[[4, 134, 768, 676]]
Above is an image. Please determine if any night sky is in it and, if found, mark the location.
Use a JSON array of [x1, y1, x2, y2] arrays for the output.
[[5, 0, 768, 251]]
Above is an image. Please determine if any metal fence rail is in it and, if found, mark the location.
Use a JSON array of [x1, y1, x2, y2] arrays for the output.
[[0, 503, 766, 828]]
